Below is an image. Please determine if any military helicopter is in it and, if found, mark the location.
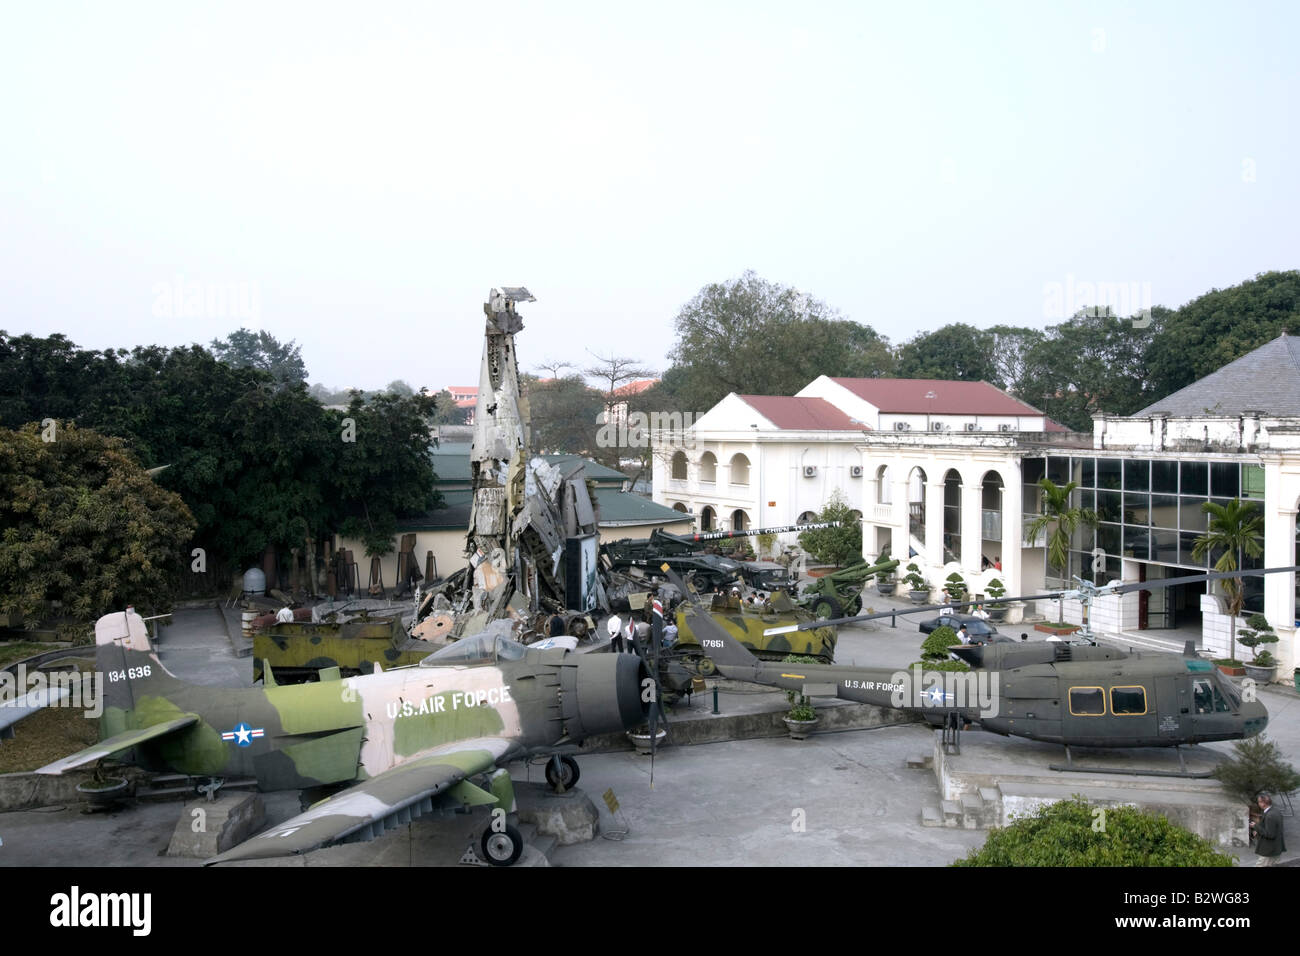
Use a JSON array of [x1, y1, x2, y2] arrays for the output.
[[31, 608, 649, 865], [673, 565, 1294, 765]]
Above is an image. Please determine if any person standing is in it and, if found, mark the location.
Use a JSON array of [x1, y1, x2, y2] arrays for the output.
[[1255, 793, 1286, 866]]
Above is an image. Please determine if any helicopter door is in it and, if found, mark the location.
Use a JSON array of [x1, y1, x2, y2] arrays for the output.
[[1155, 676, 1185, 740], [1104, 683, 1157, 744], [1188, 675, 1236, 741]]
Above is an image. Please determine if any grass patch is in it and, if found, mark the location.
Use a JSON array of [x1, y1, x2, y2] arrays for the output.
[[0, 643, 65, 668], [0, 705, 100, 774]]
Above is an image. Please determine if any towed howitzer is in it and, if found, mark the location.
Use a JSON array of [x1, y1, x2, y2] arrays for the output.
[[794, 557, 900, 619]]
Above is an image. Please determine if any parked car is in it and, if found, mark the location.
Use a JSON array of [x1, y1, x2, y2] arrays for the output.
[[916, 614, 1010, 644]]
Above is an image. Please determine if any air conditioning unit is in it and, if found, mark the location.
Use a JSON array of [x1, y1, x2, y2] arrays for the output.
[[935, 422, 951, 432], [849, 465, 863, 478], [998, 424, 1014, 432], [894, 422, 911, 432], [803, 466, 818, 478], [964, 423, 978, 432]]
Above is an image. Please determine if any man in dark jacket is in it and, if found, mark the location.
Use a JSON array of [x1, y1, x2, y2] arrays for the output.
[[1254, 793, 1286, 866]]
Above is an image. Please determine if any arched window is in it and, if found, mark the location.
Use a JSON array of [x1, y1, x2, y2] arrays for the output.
[[700, 506, 716, 532], [670, 451, 688, 481], [876, 464, 891, 504], [671, 502, 688, 513], [730, 453, 750, 486], [731, 509, 750, 532], [699, 451, 717, 483], [797, 511, 818, 525]]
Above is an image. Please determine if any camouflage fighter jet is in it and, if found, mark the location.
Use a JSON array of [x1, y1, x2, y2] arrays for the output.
[[38, 609, 649, 865]]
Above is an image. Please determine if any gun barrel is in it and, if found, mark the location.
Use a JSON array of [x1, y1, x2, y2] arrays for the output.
[[689, 522, 839, 542]]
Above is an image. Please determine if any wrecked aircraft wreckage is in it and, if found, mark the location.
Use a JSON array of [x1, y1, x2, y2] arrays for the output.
[[413, 288, 608, 644]]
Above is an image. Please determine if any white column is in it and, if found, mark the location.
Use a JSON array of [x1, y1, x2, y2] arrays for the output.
[[999, 483, 1019, 600], [891, 468, 910, 559], [925, 479, 945, 570], [961, 481, 983, 574]]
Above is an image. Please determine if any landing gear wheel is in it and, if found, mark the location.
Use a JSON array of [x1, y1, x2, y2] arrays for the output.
[[812, 596, 843, 621], [480, 823, 524, 866], [695, 656, 716, 677], [545, 755, 580, 791]]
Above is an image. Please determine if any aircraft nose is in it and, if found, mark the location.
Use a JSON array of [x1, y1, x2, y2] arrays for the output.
[[1243, 700, 1269, 738], [564, 653, 650, 739]]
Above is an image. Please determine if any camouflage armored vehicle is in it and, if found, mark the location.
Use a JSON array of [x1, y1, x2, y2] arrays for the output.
[[673, 591, 837, 665], [252, 611, 439, 683]]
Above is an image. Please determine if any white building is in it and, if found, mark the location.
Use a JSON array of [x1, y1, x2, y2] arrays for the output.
[[654, 343, 1300, 674]]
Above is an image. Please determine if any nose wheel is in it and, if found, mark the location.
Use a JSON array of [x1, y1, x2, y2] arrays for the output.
[[545, 755, 581, 792], [480, 823, 524, 866]]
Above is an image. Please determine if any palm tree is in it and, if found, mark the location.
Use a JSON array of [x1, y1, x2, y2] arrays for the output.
[[1026, 478, 1098, 621], [1193, 499, 1264, 663]]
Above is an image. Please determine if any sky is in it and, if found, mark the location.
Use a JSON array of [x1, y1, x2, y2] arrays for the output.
[[1, 1, 1296, 392]]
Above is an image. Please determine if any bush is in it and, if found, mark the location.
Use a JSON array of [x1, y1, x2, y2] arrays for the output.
[[1212, 736, 1300, 806], [921, 624, 961, 660], [909, 659, 971, 672], [953, 796, 1236, 866]]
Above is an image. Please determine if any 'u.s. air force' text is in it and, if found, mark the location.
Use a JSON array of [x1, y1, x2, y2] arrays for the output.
[[386, 685, 512, 719]]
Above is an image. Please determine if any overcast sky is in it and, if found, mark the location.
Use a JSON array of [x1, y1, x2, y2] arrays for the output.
[[2, 2, 1295, 392]]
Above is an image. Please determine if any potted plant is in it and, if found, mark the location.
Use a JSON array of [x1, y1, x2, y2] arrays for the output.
[[1239, 614, 1279, 683], [942, 571, 967, 606], [985, 578, 1008, 622], [904, 563, 930, 604], [627, 724, 668, 755], [875, 548, 896, 596], [76, 767, 131, 811], [782, 654, 820, 739], [1212, 658, 1246, 677]]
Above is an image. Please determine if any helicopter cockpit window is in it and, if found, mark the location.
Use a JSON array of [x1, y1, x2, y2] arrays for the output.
[[1069, 686, 1106, 716], [1110, 685, 1147, 716], [1193, 678, 1232, 714], [1213, 671, 1241, 711]]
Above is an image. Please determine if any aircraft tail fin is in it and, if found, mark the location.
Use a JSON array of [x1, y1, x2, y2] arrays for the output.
[[94, 609, 188, 714], [660, 566, 760, 673]]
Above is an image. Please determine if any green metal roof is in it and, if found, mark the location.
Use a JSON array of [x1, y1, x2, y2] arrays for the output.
[[540, 454, 628, 485], [593, 488, 690, 526], [431, 442, 473, 483]]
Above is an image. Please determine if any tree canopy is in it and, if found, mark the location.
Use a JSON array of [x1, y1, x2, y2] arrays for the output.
[[797, 491, 863, 567], [665, 271, 895, 412], [0, 423, 196, 629], [210, 328, 307, 386]]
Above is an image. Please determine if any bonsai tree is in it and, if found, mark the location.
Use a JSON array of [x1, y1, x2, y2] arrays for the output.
[[922, 624, 961, 661], [1193, 499, 1264, 664], [953, 796, 1236, 866], [903, 562, 928, 592], [1212, 736, 1300, 808], [876, 547, 894, 579], [986, 578, 1007, 606], [1237, 613, 1279, 667], [1025, 478, 1098, 618], [943, 571, 967, 602]]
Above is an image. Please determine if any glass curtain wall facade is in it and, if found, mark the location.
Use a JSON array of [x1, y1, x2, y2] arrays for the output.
[[1024, 455, 1265, 613]]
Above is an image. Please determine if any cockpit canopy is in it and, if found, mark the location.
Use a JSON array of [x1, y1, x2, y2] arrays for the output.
[[421, 626, 528, 666]]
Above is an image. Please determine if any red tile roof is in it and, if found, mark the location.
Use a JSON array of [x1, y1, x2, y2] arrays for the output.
[[738, 396, 865, 431], [829, 379, 1046, 416], [612, 378, 658, 398]]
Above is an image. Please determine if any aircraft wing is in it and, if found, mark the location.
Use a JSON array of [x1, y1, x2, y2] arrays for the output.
[[34, 716, 199, 773], [0, 687, 70, 739], [207, 737, 520, 864]]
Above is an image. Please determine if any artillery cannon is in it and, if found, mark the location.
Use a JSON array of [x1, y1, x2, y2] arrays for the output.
[[793, 557, 900, 619]]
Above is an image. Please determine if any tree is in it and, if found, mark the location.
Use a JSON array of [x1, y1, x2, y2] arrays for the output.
[[1018, 308, 1163, 430], [1193, 499, 1264, 663], [330, 391, 442, 557], [210, 328, 307, 386], [666, 271, 893, 412], [1145, 270, 1300, 402], [954, 796, 1236, 866], [523, 374, 604, 455], [430, 389, 469, 426], [895, 324, 998, 382], [1211, 736, 1300, 807], [0, 424, 196, 630], [797, 491, 862, 567], [1025, 479, 1097, 604], [986, 324, 1045, 396]]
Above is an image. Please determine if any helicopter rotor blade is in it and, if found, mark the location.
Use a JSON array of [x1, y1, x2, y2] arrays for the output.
[[764, 564, 1300, 635]]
